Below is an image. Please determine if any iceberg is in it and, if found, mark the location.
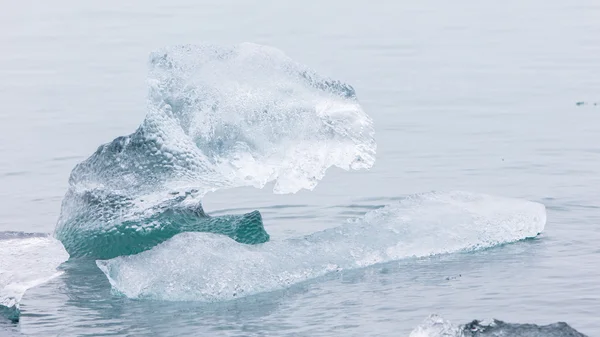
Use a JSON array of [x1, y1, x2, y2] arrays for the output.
[[55, 42, 375, 259]]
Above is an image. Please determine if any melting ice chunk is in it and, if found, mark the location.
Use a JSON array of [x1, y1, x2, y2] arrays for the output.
[[0, 233, 69, 322], [97, 191, 546, 302]]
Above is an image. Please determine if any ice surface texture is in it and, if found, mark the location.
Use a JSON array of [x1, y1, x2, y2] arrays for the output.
[[0, 233, 69, 322], [409, 314, 588, 337], [55, 42, 375, 258], [97, 191, 546, 302]]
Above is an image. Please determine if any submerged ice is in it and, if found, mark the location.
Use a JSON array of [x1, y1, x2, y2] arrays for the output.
[[55, 42, 375, 258], [409, 314, 588, 337], [0, 233, 69, 322], [97, 191, 546, 302]]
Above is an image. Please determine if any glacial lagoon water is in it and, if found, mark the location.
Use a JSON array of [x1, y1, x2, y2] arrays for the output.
[[1, 0, 599, 336]]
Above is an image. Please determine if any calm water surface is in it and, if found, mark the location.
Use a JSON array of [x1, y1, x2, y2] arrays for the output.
[[1, 0, 599, 335]]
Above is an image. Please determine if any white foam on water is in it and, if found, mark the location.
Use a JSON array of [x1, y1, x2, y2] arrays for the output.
[[97, 191, 546, 302]]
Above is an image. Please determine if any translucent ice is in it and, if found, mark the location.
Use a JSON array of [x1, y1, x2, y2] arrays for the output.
[[97, 191, 546, 302], [0, 233, 69, 322], [55, 42, 375, 258]]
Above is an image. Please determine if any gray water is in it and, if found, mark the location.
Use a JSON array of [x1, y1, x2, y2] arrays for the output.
[[1, 0, 599, 336]]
